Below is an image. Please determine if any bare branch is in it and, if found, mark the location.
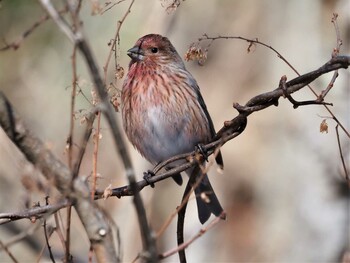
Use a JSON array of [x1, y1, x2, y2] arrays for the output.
[[43, 197, 56, 263], [0, 7, 68, 51], [0, 240, 19, 263], [38, 1, 157, 261], [0, 91, 118, 263], [194, 34, 350, 138], [318, 13, 343, 100], [103, 0, 136, 83], [92, 55, 350, 200], [336, 125, 349, 181], [160, 214, 223, 260], [0, 200, 69, 225]]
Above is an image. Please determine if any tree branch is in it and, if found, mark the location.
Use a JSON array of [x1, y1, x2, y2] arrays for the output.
[[38, 0, 158, 261], [92, 55, 350, 199], [0, 91, 118, 263]]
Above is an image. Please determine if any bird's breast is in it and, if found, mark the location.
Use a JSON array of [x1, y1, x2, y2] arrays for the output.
[[121, 68, 210, 164]]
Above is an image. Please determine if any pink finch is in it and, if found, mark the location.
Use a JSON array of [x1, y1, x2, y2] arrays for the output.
[[121, 34, 224, 224]]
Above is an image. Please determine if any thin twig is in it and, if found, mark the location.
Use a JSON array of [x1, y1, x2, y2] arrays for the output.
[[43, 197, 56, 263], [156, 146, 223, 238], [68, 46, 78, 170], [279, 75, 333, 109], [64, 44, 79, 263], [39, 0, 78, 43], [196, 34, 350, 138], [176, 173, 192, 263], [336, 125, 349, 181], [2, 221, 42, 249], [0, 200, 70, 224], [54, 212, 67, 253], [174, 151, 226, 262], [64, 206, 72, 263], [100, 0, 128, 15], [159, 214, 223, 260], [318, 13, 342, 100], [0, 239, 19, 263], [103, 0, 136, 83], [91, 112, 101, 201], [197, 34, 319, 97], [72, 112, 96, 180], [0, 7, 68, 51]]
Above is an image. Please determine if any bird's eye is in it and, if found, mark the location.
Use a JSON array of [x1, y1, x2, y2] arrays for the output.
[[151, 47, 158, 53]]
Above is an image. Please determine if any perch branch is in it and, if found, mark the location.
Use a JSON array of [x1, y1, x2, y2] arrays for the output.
[[92, 55, 350, 199]]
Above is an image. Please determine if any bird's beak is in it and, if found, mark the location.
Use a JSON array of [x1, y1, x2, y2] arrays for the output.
[[127, 46, 144, 61]]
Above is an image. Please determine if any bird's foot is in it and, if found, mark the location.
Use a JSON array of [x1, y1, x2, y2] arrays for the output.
[[143, 170, 155, 188], [195, 143, 209, 162]]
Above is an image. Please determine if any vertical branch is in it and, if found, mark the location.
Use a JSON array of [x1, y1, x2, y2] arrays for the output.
[[103, 0, 135, 83], [0, 240, 19, 263], [91, 112, 101, 201], [77, 27, 158, 263], [318, 13, 342, 100], [64, 206, 72, 263], [176, 173, 194, 263], [68, 46, 77, 169], [38, 1, 158, 261], [44, 197, 56, 263], [73, 113, 96, 179], [336, 125, 349, 181], [54, 212, 67, 253], [64, 44, 79, 263]]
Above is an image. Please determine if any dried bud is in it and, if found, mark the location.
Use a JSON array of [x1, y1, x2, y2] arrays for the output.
[[111, 95, 120, 112], [320, 119, 328, 133], [91, 89, 99, 106], [247, 40, 257, 53], [161, 0, 182, 13], [80, 115, 88, 125], [184, 43, 208, 65], [115, 64, 124, 80], [91, 1, 102, 15], [93, 130, 102, 142]]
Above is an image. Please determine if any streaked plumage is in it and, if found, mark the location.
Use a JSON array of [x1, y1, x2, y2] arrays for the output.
[[122, 34, 224, 224]]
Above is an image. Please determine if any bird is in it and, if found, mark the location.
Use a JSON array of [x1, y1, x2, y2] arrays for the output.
[[121, 34, 225, 224]]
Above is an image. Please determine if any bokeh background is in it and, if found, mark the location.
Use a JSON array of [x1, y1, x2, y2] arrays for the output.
[[0, 0, 349, 262]]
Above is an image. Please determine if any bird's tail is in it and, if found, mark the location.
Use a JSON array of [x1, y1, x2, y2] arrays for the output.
[[190, 170, 225, 224]]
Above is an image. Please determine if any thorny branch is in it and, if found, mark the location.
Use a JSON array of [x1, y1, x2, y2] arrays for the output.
[[93, 55, 350, 199]]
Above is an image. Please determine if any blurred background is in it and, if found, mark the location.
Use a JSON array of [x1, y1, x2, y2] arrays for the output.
[[0, 0, 349, 262]]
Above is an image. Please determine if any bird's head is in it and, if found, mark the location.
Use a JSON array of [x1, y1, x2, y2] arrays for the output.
[[127, 34, 184, 67]]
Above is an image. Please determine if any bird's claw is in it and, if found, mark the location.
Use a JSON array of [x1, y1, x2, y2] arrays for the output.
[[195, 144, 209, 162], [143, 170, 155, 188]]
